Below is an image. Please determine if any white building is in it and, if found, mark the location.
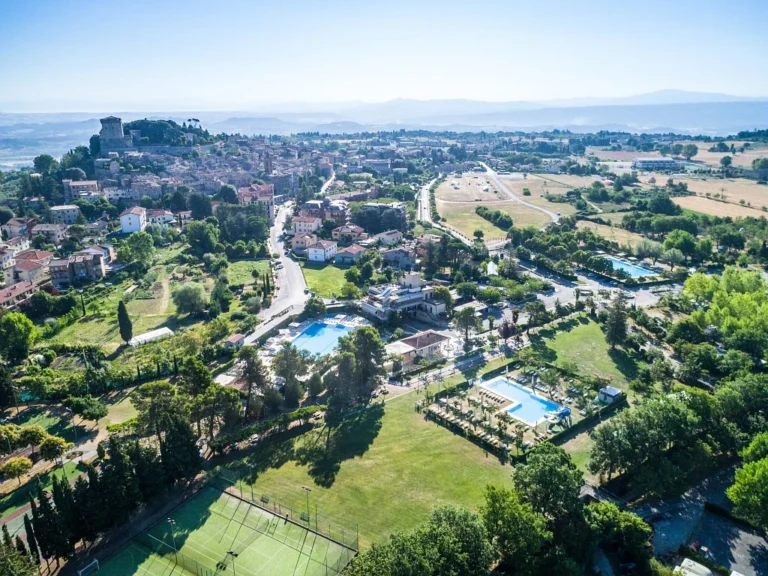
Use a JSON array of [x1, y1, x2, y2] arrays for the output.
[[632, 158, 677, 170], [361, 272, 447, 323], [120, 206, 147, 234], [307, 240, 337, 263], [146, 209, 176, 227], [291, 216, 322, 235], [50, 205, 81, 225]]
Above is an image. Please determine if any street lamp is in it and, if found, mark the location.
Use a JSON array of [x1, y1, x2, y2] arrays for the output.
[[227, 551, 239, 576], [64, 408, 78, 442], [246, 464, 255, 501]]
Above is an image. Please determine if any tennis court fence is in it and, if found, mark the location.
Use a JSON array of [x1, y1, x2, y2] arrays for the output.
[[211, 468, 360, 553]]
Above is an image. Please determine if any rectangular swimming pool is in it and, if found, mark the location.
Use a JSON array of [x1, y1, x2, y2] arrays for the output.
[[290, 320, 356, 356], [482, 377, 563, 426], [604, 256, 656, 278]]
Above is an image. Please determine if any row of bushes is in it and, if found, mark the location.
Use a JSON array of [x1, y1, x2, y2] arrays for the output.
[[208, 405, 326, 453], [475, 206, 513, 230]]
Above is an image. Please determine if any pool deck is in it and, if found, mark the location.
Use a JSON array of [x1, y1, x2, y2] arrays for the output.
[[480, 376, 565, 426], [259, 314, 370, 358]]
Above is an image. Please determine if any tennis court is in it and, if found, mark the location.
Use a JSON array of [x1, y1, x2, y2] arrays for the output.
[[98, 487, 355, 576]]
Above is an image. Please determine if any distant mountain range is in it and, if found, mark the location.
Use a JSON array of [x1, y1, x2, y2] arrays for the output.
[[1, 90, 767, 168]]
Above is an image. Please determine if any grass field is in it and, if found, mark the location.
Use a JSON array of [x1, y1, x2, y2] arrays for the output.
[[575, 221, 647, 248], [0, 461, 85, 521], [672, 195, 768, 218], [227, 260, 272, 286], [435, 175, 501, 202], [220, 382, 513, 549], [99, 487, 354, 576], [592, 212, 629, 224], [541, 319, 642, 389], [301, 262, 348, 298]]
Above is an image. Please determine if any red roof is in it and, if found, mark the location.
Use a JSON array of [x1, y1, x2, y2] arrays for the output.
[[15, 250, 53, 261], [0, 282, 36, 306]]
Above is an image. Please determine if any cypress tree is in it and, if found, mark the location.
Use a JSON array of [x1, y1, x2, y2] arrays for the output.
[[117, 301, 133, 344], [23, 514, 40, 564], [2, 524, 12, 548], [14, 535, 28, 557]]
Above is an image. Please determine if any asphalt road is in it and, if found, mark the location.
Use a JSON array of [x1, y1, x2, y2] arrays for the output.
[[479, 162, 561, 224]]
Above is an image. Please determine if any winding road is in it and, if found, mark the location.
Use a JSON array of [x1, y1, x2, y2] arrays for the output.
[[479, 162, 561, 224]]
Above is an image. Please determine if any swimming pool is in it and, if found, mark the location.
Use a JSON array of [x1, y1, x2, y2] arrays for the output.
[[290, 321, 356, 356], [482, 377, 563, 426], [604, 256, 656, 278]]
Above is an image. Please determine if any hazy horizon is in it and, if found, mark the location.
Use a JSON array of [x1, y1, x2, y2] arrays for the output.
[[1, 0, 767, 113]]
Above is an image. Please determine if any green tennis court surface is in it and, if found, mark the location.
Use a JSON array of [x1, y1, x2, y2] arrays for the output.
[[98, 487, 355, 576]]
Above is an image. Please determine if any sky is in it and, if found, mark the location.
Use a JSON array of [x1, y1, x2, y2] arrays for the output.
[[1, 0, 767, 112]]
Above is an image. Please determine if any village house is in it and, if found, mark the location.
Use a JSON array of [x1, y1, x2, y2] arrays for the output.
[[120, 206, 147, 234], [335, 244, 367, 265], [146, 209, 176, 227], [237, 183, 275, 223], [1, 217, 36, 239], [31, 224, 69, 246], [49, 251, 107, 288], [291, 233, 317, 254], [361, 272, 447, 324], [332, 224, 367, 243], [0, 281, 38, 310], [291, 216, 322, 235], [382, 247, 417, 269], [415, 233, 442, 257], [4, 250, 53, 286], [385, 330, 451, 367], [373, 229, 403, 246], [50, 205, 81, 225], [307, 240, 337, 263]]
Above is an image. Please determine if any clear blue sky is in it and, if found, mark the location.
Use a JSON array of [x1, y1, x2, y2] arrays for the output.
[[1, 0, 766, 111]]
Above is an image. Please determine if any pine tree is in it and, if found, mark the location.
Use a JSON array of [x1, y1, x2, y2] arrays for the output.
[[117, 301, 133, 344], [125, 440, 167, 502], [23, 514, 40, 564], [605, 293, 628, 350], [101, 438, 141, 527], [51, 475, 78, 550]]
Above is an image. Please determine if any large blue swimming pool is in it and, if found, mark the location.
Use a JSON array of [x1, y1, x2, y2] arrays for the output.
[[604, 256, 656, 278], [291, 321, 356, 356], [483, 378, 563, 426]]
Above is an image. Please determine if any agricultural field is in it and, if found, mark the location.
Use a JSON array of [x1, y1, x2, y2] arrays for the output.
[[585, 147, 660, 162], [575, 220, 648, 249], [643, 175, 768, 211], [592, 211, 629, 224], [678, 140, 768, 168], [672, 195, 768, 219], [221, 382, 513, 549], [301, 262, 348, 298]]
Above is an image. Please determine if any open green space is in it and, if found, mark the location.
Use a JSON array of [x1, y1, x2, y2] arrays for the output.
[[226, 259, 271, 286], [0, 461, 86, 520], [300, 262, 348, 299], [220, 384, 513, 549], [13, 406, 86, 444], [99, 487, 353, 576], [537, 318, 642, 389]]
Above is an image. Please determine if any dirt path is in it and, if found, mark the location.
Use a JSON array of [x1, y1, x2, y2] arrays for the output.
[[159, 273, 171, 314]]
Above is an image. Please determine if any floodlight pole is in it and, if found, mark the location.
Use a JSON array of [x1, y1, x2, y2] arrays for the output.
[[247, 463, 255, 501], [167, 518, 178, 564], [302, 486, 312, 521], [227, 551, 239, 576]]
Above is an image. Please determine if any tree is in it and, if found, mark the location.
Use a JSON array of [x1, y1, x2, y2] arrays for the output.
[[727, 457, 768, 529], [432, 285, 453, 307], [455, 307, 481, 343], [605, 293, 628, 350], [185, 221, 219, 256], [474, 229, 484, 240], [117, 231, 156, 272], [33, 154, 58, 175], [239, 347, 269, 418], [664, 229, 697, 261], [23, 514, 40, 564], [160, 414, 202, 484], [198, 385, 241, 438], [63, 395, 108, 424], [172, 283, 207, 315], [117, 301, 133, 344], [188, 193, 213, 220], [39, 436, 72, 462], [514, 442, 582, 522], [218, 184, 238, 204], [273, 344, 308, 392], [0, 312, 35, 363], [482, 485, 551, 575], [720, 155, 733, 169], [682, 143, 698, 160], [0, 457, 32, 485], [178, 357, 214, 396], [19, 426, 47, 455], [340, 282, 360, 299], [663, 248, 684, 270], [524, 300, 549, 329]]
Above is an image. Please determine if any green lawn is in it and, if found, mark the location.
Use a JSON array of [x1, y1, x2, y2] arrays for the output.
[[219, 387, 512, 549], [0, 461, 86, 520], [13, 407, 86, 444], [301, 262, 348, 299], [227, 260, 271, 286], [542, 319, 643, 389]]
